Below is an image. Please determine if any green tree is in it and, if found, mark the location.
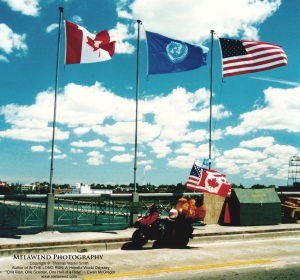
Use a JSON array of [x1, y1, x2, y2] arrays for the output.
[[251, 184, 266, 189]]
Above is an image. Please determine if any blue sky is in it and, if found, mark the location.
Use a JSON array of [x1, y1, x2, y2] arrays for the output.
[[0, 0, 299, 187]]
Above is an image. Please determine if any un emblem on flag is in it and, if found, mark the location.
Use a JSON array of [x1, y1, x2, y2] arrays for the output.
[[166, 41, 188, 63]]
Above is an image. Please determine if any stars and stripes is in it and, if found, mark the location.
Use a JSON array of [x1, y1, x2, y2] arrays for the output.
[[186, 163, 201, 189], [219, 38, 287, 77]]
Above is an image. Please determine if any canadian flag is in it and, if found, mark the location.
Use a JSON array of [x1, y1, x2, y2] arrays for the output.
[[65, 20, 115, 64], [199, 169, 232, 197]]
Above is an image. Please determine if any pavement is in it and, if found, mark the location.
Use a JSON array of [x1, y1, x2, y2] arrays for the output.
[[1, 223, 300, 256]]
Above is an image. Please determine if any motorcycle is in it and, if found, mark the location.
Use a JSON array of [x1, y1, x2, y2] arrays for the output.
[[131, 216, 194, 248]]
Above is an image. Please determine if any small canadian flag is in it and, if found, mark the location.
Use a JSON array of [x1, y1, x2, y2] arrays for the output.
[[65, 20, 116, 64]]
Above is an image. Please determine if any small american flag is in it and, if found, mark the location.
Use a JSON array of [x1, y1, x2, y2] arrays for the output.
[[186, 163, 201, 189], [219, 38, 287, 77]]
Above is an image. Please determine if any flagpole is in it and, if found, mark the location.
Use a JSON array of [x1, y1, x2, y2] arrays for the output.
[[49, 7, 64, 193], [209, 30, 214, 170], [130, 20, 142, 226], [133, 20, 142, 193]]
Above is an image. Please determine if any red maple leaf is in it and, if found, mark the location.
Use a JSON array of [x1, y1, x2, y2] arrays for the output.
[[207, 178, 220, 188], [86, 36, 99, 51], [86, 30, 115, 57]]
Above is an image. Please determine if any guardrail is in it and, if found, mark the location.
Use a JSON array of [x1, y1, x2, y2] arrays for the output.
[[1, 191, 298, 232], [0, 192, 201, 232]]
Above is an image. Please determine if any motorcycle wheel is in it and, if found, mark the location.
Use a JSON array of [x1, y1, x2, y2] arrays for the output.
[[132, 229, 149, 247], [174, 235, 190, 248]]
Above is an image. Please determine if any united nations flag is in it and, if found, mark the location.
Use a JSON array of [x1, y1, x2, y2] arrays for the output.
[[146, 31, 208, 74]]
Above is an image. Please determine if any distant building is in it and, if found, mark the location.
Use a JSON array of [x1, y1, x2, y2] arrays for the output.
[[0, 180, 11, 193], [12, 183, 35, 192], [75, 183, 81, 189], [0, 180, 10, 187], [278, 183, 300, 192], [71, 184, 113, 195], [53, 188, 73, 194]]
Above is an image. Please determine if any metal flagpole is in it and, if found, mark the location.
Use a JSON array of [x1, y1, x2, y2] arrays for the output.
[[133, 20, 142, 193], [45, 7, 63, 231], [209, 30, 214, 170], [130, 19, 142, 226], [49, 7, 64, 193]]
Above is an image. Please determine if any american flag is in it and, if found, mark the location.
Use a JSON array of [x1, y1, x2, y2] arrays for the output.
[[186, 163, 201, 189], [219, 38, 287, 77]]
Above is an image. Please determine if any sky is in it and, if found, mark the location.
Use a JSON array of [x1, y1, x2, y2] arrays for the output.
[[0, 0, 299, 188]]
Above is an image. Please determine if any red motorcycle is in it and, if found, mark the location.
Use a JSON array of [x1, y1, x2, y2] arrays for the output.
[[132, 213, 194, 248]]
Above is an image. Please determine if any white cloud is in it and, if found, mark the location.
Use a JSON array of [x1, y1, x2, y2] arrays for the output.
[[148, 140, 172, 158], [116, 0, 133, 20], [226, 86, 300, 135], [0, 127, 68, 142], [2, 0, 40, 16], [143, 164, 152, 171], [46, 24, 58, 33], [70, 148, 83, 154], [138, 160, 153, 167], [47, 145, 61, 154], [71, 15, 83, 24], [96, 121, 161, 145], [2, 79, 297, 185], [86, 151, 104, 165], [168, 155, 197, 169], [127, 0, 281, 42], [264, 144, 298, 157], [111, 153, 133, 163], [109, 23, 135, 54], [0, 91, 69, 141], [0, 24, 28, 61], [0, 82, 232, 161], [142, 87, 230, 146], [114, 0, 281, 56], [31, 145, 46, 152], [109, 146, 126, 152], [175, 143, 197, 154], [71, 139, 106, 148], [93, 122, 135, 145], [250, 76, 300, 87], [224, 148, 267, 161], [215, 143, 299, 183], [60, 82, 135, 126], [53, 154, 67, 160], [240, 136, 275, 148], [168, 143, 213, 169], [0, 55, 9, 62], [73, 127, 91, 135]]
